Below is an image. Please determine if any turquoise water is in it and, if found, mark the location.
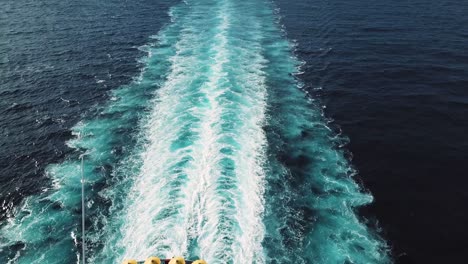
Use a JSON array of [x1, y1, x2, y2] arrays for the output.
[[0, 0, 390, 263]]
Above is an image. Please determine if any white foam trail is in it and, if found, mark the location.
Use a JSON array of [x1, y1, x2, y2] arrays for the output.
[[117, 0, 269, 262], [118, 26, 200, 259], [184, 8, 267, 263]]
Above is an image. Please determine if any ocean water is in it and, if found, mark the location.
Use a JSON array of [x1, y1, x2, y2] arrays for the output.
[[1, 0, 467, 263], [1, 0, 390, 262], [273, 0, 468, 263]]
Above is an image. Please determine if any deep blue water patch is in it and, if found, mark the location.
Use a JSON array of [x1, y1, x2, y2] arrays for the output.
[[275, 0, 468, 263]]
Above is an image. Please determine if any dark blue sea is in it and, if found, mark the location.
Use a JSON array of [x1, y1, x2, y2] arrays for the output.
[[1, 0, 467, 263]]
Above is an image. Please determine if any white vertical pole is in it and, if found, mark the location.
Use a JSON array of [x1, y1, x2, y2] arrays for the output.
[[81, 155, 86, 264]]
